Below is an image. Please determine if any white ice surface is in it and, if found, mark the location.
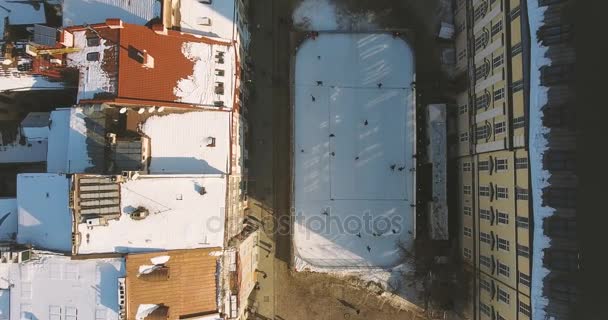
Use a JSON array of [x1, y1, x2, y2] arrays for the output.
[[76, 175, 226, 254], [63, 0, 161, 26], [0, 289, 7, 320], [141, 112, 230, 174], [527, 1, 554, 319], [67, 31, 116, 102], [0, 199, 17, 241], [179, 0, 235, 40], [294, 33, 416, 269], [8, 254, 124, 320], [174, 42, 235, 109], [16, 174, 72, 252]]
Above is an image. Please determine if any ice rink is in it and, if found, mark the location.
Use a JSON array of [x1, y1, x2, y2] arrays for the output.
[[293, 33, 416, 269]]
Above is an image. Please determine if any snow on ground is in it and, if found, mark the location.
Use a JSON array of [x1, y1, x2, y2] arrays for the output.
[[63, 0, 161, 26], [174, 42, 235, 109], [179, 0, 235, 40], [46, 108, 94, 173], [0, 199, 17, 241], [7, 253, 124, 320], [141, 111, 230, 174], [76, 175, 226, 254], [16, 174, 73, 252], [526, 1, 553, 319], [0, 71, 64, 92], [67, 31, 116, 102], [294, 33, 415, 270], [292, 0, 378, 31]]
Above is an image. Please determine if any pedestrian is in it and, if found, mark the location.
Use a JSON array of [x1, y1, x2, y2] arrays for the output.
[[390, 164, 396, 171], [329, 133, 335, 137], [317, 80, 323, 86], [355, 156, 359, 160], [356, 232, 361, 238], [322, 209, 329, 216], [364, 120, 368, 126], [301, 149, 304, 153], [311, 95, 316, 102], [392, 229, 398, 234], [398, 166, 405, 171], [317, 55, 321, 60], [377, 83, 382, 88], [331, 152, 335, 156], [366, 245, 371, 252]]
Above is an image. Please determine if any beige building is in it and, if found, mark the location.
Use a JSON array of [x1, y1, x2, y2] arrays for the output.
[[452, 0, 532, 319]]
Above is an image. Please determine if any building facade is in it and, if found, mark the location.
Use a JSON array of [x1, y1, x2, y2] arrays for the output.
[[452, 0, 533, 319]]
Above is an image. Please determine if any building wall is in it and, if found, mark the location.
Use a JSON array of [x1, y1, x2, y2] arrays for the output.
[[453, 0, 531, 319]]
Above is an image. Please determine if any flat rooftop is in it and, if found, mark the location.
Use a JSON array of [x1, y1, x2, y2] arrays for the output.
[[141, 111, 230, 174], [62, 0, 161, 26], [16, 174, 72, 252], [293, 33, 416, 269], [75, 175, 226, 254], [3, 254, 124, 320]]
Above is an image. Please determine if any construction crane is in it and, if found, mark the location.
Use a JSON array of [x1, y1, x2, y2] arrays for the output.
[[25, 44, 81, 56]]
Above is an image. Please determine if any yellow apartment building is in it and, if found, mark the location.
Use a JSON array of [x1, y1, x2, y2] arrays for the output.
[[452, 0, 533, 319]]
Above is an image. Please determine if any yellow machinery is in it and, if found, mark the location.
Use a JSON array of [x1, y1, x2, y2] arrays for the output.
[[26, 44, 81, 56]]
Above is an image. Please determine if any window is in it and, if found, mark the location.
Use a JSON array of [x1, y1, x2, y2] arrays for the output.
[[480, 255, 492, 269], [463, 226, 477, 239], [87, 37, 100, 46], [512, 42, 523, 56], [492, 54, 504, 69], [480, 302, 491, 316], [480, 232, 492, 245], [519, 272, 531, 287], [513, 116, 525, 129], [479, 186, 491, 197], [457, 22, 466, 34], [464, 206, 472, 216], [517, 216, 530, 229], [517, 244, 530, 258], [459, 104, 468, 115], [476, 124, 489, 141], [460, 132, 469, 142], [474, 33, 487, 52], [494, 87, 505, 101], [480, 278, 491, 292], [497, 211, 509, 224], [497, 287, 510, 304], [515, 157, 528, 169], [494, 121, 506, 135], [464, 185, 472, 195], [491, 20, 503, 37], [511, 6, 521, 20], [475, 64, 488, 80], [497, 261, 510, 277], [478, 160, 490, 171], [497, 237, 510, 251], [512, 79, 524, 92], [517, 188, 529, 200], [480, 209, 491, 221], [86, 52, 100, 61], [476, 93, 489, 110], [464, 247, 472, 260], [519, 301, 531, 317], [495, 158, 508, 170], [496, 186, 508, 199], [458, 49, 467, 61], [463, 162, 472, 172]]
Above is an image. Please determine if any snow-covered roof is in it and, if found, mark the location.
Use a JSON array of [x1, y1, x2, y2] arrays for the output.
[[21, 112, 50, 141], [65, 22, 236, 109], [62, 0, 161, 27], [46, 108, 97, 174], [141, 111, 230, 174], [0, 289, 7, 320], [7, 254, 124, 320], [0, 138, 47, 164], [16, 174, 72, 252], [293, 33, 416, 269], [0, 71, 64, 92], [0, 199, 17, 241], [179, 0, 236, 40], [75, 175, 226, 254]]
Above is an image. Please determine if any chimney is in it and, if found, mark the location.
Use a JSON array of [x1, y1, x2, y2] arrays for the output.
[[106, 19, 124, 29], [143, 50, 154, 69], [61, 30, 74, 47], [151, 23, 167, 35]]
